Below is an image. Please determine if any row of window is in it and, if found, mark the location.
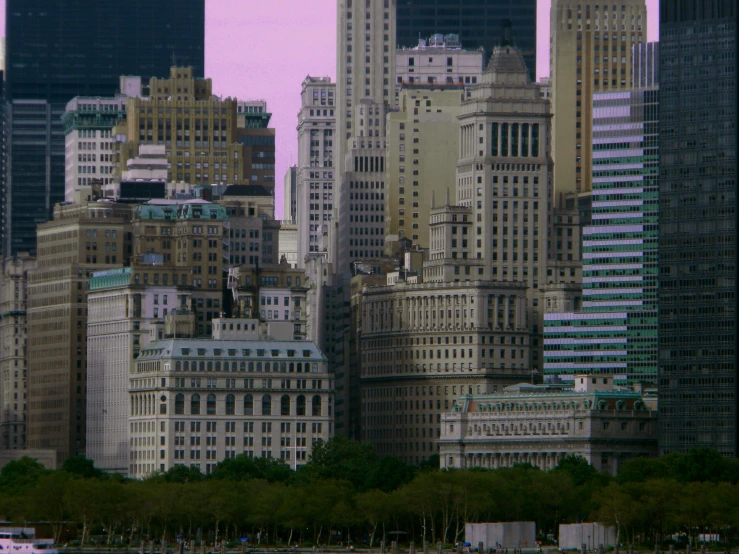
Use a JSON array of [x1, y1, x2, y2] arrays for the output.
[[173, 393, 323, 417]]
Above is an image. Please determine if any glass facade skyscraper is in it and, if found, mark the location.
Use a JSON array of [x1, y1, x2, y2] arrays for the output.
[[658, 0, 738, 457], [396, 0, 537, 82], [544, 84, 659, 384], [2, 0, 205, 256]]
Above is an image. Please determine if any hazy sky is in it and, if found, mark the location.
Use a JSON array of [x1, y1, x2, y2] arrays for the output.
[[1, 0, 659, 219]]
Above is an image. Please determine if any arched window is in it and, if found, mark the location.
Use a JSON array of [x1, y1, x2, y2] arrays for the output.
[[312, 395, 322, 416], [265, 362, 271, 372], [281, 362, 287, 372], [191, 394, 201, 415], [199, 361, 205, 371], [248, 362, 253, 372], [262, 394, 272, 416], [175, 393, 185, 415], [240, 362, 246, 371], [244, 394, 254, 415], [215, 361, 221, 371], [312, 363, 318, 373], [175, 361, 181, 371], [184, 361, 190, 370], [226, 394, 235, 415], [207, 361, 213, 371], [257, 362, 262, 371], [290, 363, 296, 373], [281, 395, 290, 416], [296, 395, 306, 416], [207, 393, 216, 414]]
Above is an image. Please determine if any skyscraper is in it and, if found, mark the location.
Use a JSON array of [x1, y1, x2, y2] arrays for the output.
[[2, 0, 205, 256], [335, 0, 396, 272], [658, 0, 738, 456], [395, 0, 537, 82], [544, 82, 659, 384], [550, 0, 646, 199]]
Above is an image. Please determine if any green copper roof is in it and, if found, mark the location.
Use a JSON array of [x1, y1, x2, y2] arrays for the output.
[[89, 267, 132, 291]]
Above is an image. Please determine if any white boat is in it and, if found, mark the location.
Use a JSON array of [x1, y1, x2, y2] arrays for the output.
[[0, 528, 58, 554]]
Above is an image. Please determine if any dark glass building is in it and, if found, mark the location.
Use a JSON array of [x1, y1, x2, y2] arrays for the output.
[[2, 0, 205, 255], [395, 0, 537, 81], [658, 0, 738, 457]]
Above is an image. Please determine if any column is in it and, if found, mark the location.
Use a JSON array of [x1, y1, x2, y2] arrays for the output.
[[476, 292, 485, 329], [493, 295, 499, 328], [504, 296, 510, 329]]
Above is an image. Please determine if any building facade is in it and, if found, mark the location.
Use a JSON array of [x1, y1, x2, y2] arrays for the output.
[[549, 0, 647, 198], [62, 86, 135, 201], [385, 87, 465, 250], [0, 253, 35, 449], [394, 35, 483, 105], [439, 375, 658, 475], [359, 279, 532, 463], [335, 0, 397, 272], [27, 200, 135, 462], [395, 0, 537, 82], [129, 333, 333, 477], [2, 0, 205, 256], [544, 84, 659, 384], [296, 77, 336, 266], [284, 166, 297, 222], [657, 0, 738, 456]]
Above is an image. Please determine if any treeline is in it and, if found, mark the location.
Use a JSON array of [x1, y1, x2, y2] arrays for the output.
[[2, 439, 739, 549]]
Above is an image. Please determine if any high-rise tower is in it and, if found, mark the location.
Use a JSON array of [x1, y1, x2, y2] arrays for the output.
[[550, 0, 646, 199], [335, 0, 397, 273], [658, 0, 738, 457], [2, 0, 205, 256]]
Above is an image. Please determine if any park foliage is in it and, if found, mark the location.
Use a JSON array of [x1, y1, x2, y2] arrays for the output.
[[1, 438, 739, 549]]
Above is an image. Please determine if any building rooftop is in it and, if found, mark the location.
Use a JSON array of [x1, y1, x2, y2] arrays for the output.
[[135, 201, 228, 221], [222, 184, 273, 197], [137, 338, 328, 363]]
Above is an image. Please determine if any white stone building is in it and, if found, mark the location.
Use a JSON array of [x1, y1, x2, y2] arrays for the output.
[[296, 76, 336, 266], [129, 330, 333, 477], [0, 254, 36, 449], [439, 375, 657, 475], [62, 77, 142, 201], [395, 34, 484, 105], [86, 267, 192, 474]]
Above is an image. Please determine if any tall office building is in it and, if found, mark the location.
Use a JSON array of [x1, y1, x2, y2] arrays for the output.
[[550, 0, 646, 199], [658, 1, 738, 456], [296, 77, 337, 267], [2, 0, 205, 256], [335, 0, 396, 272], [284, 166, 297, 222], [544, 83, 659, 384], [395, 1, 537, 81]]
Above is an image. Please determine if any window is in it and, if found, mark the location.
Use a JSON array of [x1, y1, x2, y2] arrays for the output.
[[244, 394, 254, 415], [225, 394, 235, 415], [207, 394, 216, 415], [262, 394, 272, 416], [175, 393, 184, 415], [191, 394, 201, 415], [281, 395, 290, 416], [296, 395, 306, 416], [312, 395, 322, 416]]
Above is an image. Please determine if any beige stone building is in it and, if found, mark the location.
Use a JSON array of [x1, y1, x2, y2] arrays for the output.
[[359, 278, 531, 464], [439, 375, 657, 475], [114, 67, 276, 192], [549, 0, 647, 197], [129, 330, 333, 477], [27, 199, 135, 462], [0, 254, 36, 449], [385, 86, 465, 249]]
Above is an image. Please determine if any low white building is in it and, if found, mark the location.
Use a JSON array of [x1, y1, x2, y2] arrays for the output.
[[439, 376, 658, 475], [129, 328, 333, 477]]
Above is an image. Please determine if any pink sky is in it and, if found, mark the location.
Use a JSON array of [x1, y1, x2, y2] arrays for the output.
[[1, 0, 659, 219]]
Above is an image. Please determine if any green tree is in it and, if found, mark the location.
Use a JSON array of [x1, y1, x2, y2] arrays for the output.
[[365, 456, 416, 492], [303, 436, 376, 490], [210, 453, 293, 483], [62, 456, 106, 479]]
